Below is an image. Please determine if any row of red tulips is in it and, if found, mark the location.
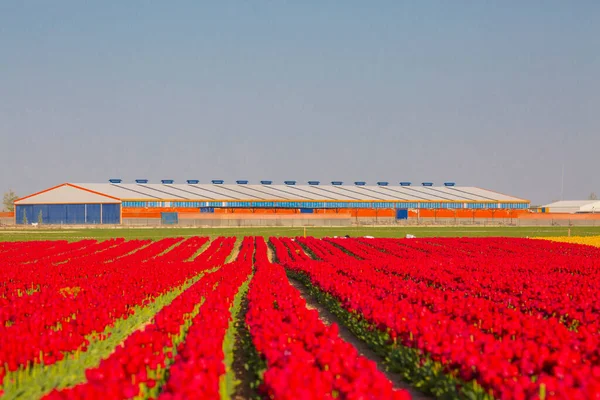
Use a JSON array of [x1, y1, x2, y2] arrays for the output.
[[6, 234, 597, 399], [275, 236, 600, 399], [159, 236, 254, 399], [247, 237, 410, 400], [44, 237, 254, 400], [351, 237, 600, 327], [0, 237, 234, 388], [326, 237, 600, 351]]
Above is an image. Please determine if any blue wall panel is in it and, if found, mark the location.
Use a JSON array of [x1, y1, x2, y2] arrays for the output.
[[86, 204, 101, 224], [15, 205, 32, 224], [396, 209, 408, 220], [101, 204, 121, 224], [16, 203, 120, 225], [66, 204, 86, 224], [161, 212, 179, 225]]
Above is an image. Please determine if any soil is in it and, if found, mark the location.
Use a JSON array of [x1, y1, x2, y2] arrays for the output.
[[231, 297, 261, 400]]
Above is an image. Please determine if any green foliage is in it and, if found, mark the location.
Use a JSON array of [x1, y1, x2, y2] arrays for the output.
[[38, 210, 43, 225], [287, 270, 495, 400], [2, 189, 18, 212]]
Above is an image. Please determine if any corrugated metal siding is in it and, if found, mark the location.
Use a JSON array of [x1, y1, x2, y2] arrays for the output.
[[73, 183, 528, 203], [86, 204, 101, 224], [101, 204, 121, 224], [16, 203, 119, 224], [64, 204, 85, 224]]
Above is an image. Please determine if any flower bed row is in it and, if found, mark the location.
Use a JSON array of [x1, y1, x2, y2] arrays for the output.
[[278, 236, 600, 399], [247, 237, 410, 400], [42, 237, 252, 399], [0, 237, 234, 394]]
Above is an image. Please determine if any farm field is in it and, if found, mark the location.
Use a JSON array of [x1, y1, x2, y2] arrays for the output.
[[2, 225, 600, 242], [1, 235, 600, 399]]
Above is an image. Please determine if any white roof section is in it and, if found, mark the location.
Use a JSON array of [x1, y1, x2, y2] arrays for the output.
[[542, 200, 596, 208], [69, 182, 528, 203], [579, 201, 600, 213], [16, 184, 120, 205], [542, 200, 598, 214]]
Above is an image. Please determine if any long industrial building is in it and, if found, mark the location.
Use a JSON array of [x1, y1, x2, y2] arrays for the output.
[[13, 179, 530, 225]]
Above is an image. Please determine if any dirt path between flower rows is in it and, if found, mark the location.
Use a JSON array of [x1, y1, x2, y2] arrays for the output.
[[266, 244, 274, 262], [288, 277, 431, 400]]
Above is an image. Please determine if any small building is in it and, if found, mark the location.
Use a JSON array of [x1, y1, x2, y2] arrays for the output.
[[14, 183, 121, 225], [541, 200, 599, 214], [579, 201, 600, 213]]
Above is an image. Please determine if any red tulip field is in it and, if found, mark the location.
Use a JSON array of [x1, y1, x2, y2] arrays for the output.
[[1, 235, 599, 399]]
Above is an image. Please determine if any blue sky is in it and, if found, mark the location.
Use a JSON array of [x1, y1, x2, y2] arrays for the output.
[[1, 1, 598, 204]]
